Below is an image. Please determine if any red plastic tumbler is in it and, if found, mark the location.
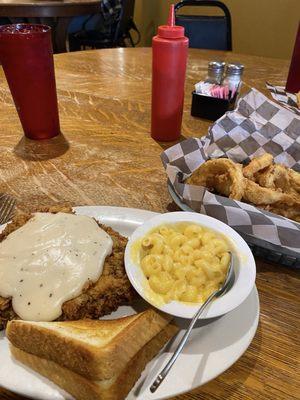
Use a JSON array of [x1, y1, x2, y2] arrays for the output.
[[151, 5, 189, 141], [286, 22, 300, 94], [0, 24, 60, 140]]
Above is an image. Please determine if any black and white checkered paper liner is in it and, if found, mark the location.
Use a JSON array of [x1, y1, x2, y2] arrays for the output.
[[266, 82, 300, 116], [161, 88, 300, 255]]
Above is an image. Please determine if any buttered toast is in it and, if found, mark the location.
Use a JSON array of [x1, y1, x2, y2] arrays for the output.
[[10, 322, 178, 400], [7, 310, 173, 380], [8, 310, 179, 400]]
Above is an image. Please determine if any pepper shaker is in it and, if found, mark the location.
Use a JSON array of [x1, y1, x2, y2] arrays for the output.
[[205, 61, 226, 84]]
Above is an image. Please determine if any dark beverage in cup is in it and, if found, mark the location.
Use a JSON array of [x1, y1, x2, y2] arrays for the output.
[[286, 22, 300, 94], [0, 24, 60, 140]]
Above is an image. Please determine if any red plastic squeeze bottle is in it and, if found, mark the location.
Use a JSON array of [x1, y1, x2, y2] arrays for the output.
[[151, 4, 189, 141]]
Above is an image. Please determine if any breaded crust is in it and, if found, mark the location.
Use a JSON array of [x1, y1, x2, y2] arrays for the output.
[[0, 205, 135, 330]]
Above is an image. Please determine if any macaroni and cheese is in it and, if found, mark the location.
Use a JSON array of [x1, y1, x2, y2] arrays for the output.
[[139, 223, 230, 304]]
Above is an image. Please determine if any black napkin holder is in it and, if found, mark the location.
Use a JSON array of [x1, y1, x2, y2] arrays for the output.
[[191, 90, 238, 121]]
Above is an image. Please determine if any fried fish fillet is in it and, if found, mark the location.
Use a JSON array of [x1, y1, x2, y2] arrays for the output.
[[0, 206, 135, 330]]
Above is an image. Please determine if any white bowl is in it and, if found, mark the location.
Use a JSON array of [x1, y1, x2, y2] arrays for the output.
[[125, 212, 256, 319]]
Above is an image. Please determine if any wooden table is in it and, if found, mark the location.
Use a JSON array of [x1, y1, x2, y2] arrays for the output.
[[0, 48, 299, 400], [0, 0, 100, 52]]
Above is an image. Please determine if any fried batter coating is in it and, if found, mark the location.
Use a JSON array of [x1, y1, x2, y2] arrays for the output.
[[186, 155, 300, 223], [243, 153, 273, 180], [261, 204, 300, 223], [289, 169, 300, 194], [255, 164, 300, 199], [187, 158, 245, 200], [243, 179, 300, 206], [256, 164, 290, 192], [0, 207, 135, 330]]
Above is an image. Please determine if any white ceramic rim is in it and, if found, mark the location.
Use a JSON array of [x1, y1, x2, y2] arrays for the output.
[[125, 211, 256, 319], [0, 206, 259, 400]]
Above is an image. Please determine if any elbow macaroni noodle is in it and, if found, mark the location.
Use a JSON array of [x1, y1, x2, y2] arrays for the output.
[[140, 223, 230, 304]]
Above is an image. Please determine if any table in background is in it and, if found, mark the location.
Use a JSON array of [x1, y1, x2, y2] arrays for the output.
[[0, 0, 100, 52], [0, 48, 299, 400]]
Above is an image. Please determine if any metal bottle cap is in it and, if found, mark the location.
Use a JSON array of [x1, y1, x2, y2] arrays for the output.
[[208, 61, 226, 72], [226, 63, 244, 76]]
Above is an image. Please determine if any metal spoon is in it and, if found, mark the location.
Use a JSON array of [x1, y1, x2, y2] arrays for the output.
[[150, 252, 234, 393]]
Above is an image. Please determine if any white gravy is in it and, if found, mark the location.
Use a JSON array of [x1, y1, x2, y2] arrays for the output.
[[0, 212, 113, 321]]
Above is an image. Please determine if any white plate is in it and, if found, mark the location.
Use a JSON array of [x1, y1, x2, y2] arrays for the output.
[[125, 211, 256, 319], [0, 206, 259, 400]]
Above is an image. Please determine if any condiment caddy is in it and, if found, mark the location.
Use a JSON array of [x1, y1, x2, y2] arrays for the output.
[[191, 61, 244, 121]]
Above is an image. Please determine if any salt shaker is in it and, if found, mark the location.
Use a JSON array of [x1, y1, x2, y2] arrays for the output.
[[223, 63, 244, 91], [205, 61, 225, 84]]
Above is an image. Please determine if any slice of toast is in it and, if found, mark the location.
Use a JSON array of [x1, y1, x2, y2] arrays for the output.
[[10, 322, 178, 400], [0, 205, 135, 330], [7, 309, 173, 380]]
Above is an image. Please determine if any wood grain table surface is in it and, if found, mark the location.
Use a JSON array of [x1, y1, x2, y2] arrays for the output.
[[0, 0, 100, 17], [0, 48, 299, 400], [0, 0, 100, 52]]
